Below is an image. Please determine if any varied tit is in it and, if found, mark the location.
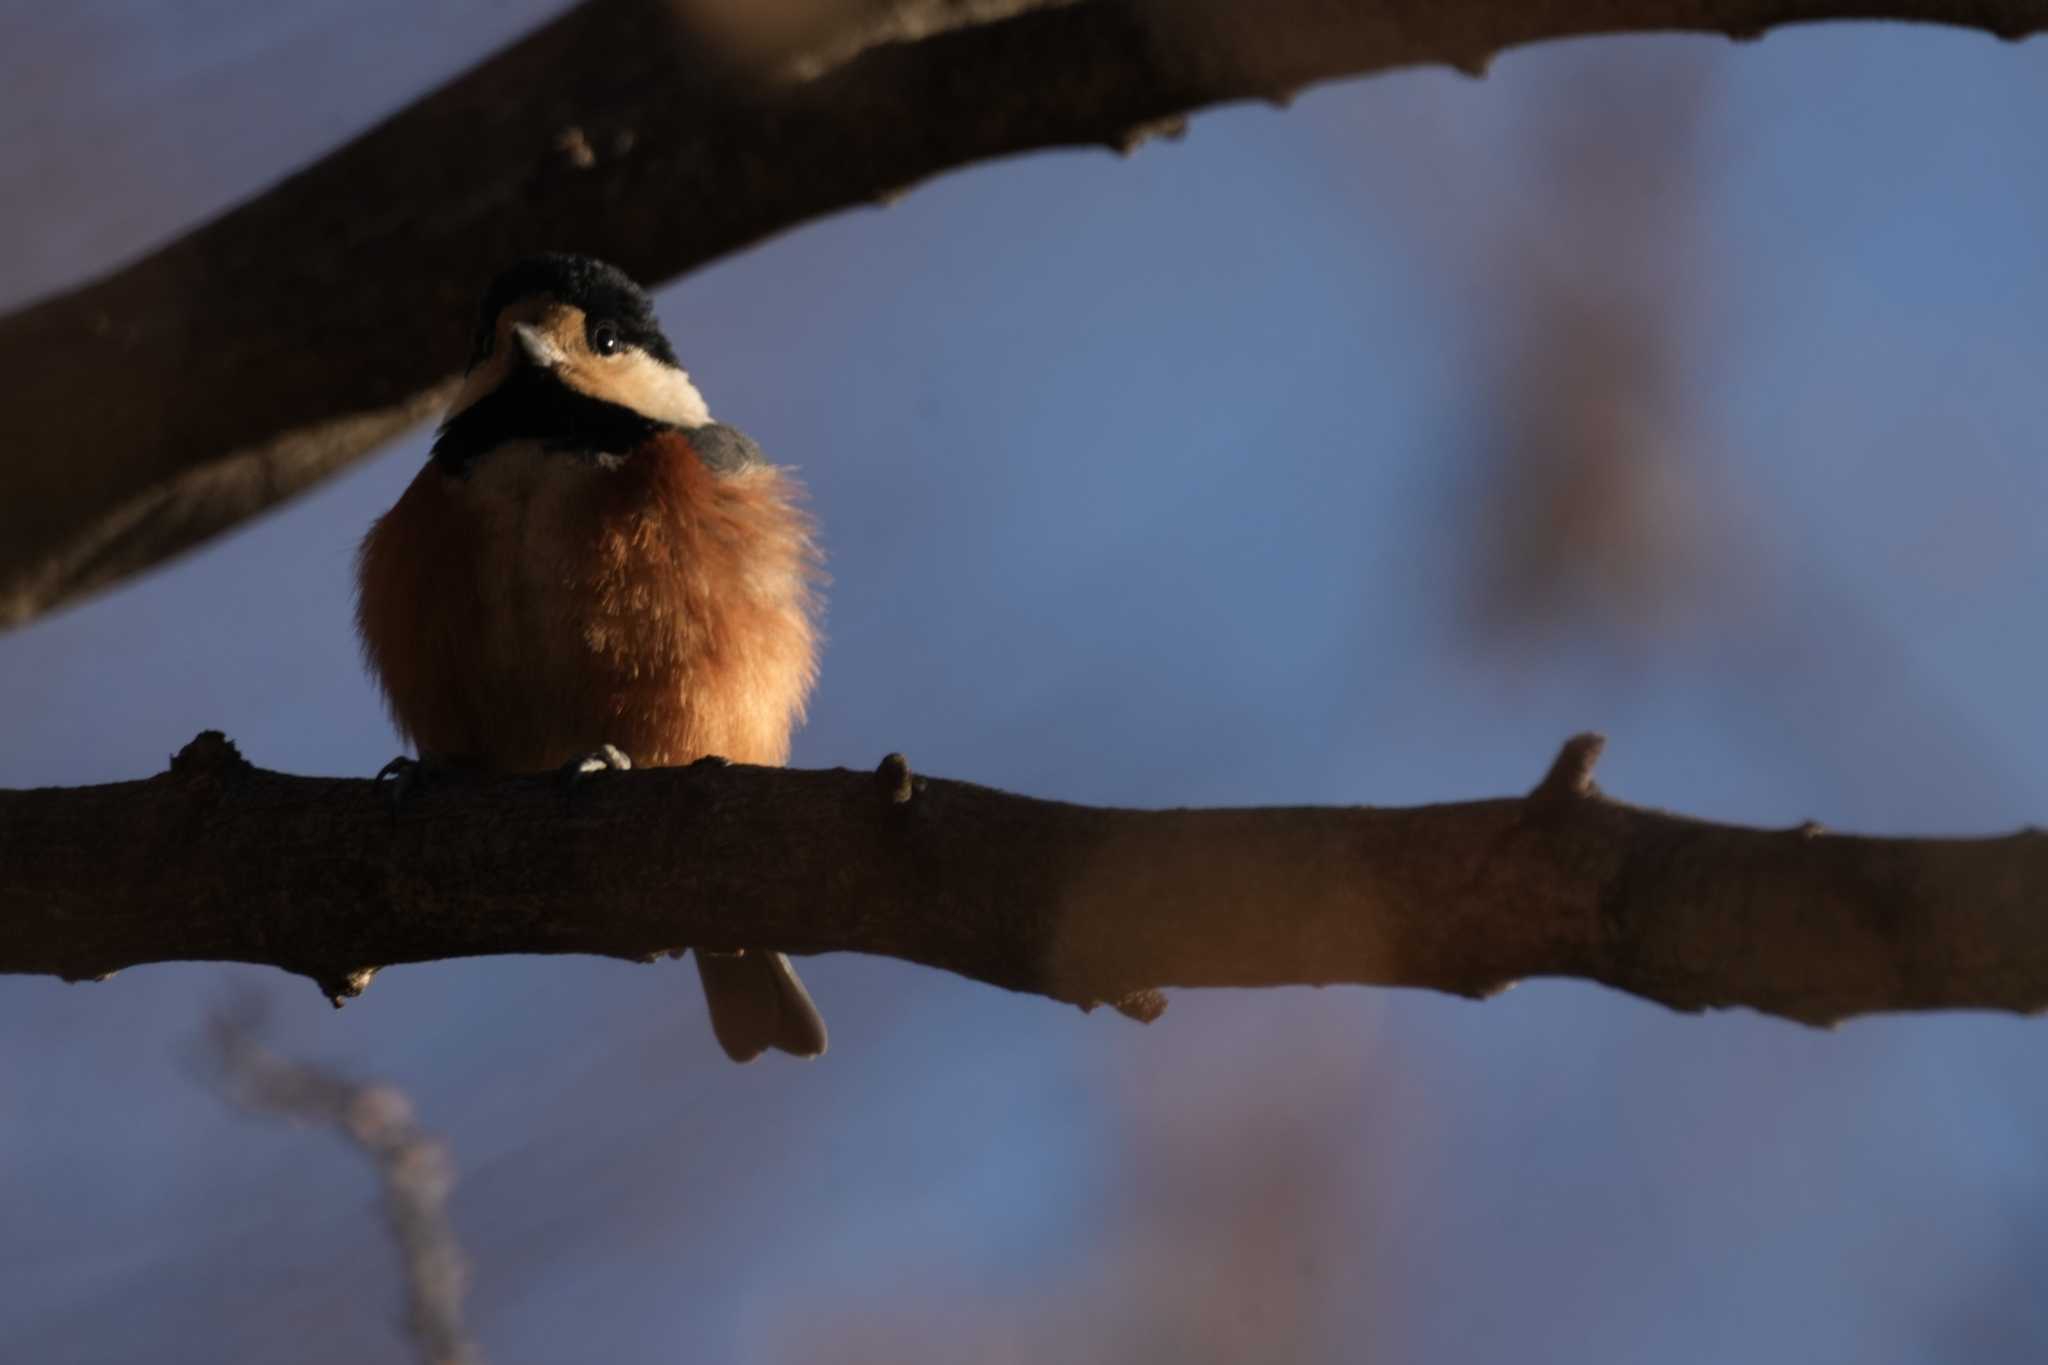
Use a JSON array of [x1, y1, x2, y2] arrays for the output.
[[355, 253, 826, 1063]]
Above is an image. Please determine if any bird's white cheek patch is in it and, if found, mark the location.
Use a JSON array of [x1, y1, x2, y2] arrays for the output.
[[441, 295, 710, 431], [560, 350, 711, 428]]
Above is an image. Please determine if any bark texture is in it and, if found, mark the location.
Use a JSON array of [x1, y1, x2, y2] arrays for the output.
[[5, 731, 2046, 1028], [3, 0, 2043, 626]]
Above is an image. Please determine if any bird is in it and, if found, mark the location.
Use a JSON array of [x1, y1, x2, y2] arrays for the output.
[[355, 253, 827, 1063]]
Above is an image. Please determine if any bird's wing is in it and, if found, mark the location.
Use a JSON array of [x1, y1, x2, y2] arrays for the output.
[[686, 422, 767, 474]]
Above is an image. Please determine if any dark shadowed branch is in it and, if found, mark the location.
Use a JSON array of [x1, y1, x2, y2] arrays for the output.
[[3, 0, 2043, 626], [6, 731, 2048, 1028], [206, 995, 480, 1365]]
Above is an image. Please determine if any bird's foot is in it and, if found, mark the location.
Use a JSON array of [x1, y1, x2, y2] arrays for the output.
[[559, 744, 633, 795], [374, 754, 436, 814]]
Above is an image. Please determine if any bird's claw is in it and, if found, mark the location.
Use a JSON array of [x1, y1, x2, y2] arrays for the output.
[[374, 754, 428, 813], [559, 744, 632, 794]]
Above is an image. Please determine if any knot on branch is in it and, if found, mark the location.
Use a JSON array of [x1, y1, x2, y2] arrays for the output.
[[1071, 989, 1170, 1023], [552, 125, 597, 169], [316, 965, 380, 1010], [167, 730, 252, 800], [1108, 114, 1187, 156], [1112, 989, 1168, 1024], [1447, 50, 1493, 79]]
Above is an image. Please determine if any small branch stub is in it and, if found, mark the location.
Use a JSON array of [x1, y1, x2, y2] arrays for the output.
[[876, 752, 917, 805], [1531, 732, 1606, 803]]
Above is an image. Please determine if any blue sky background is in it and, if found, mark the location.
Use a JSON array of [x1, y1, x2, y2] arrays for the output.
[[4, 6, 2047, 1362]]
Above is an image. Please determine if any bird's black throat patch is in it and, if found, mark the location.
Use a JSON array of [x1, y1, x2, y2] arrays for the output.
[[431, 365, 676, 477]]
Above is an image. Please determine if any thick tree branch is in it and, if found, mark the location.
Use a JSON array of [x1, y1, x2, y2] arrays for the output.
[[5, 731, 2046, 1028], [3, 0, 2041, 626]]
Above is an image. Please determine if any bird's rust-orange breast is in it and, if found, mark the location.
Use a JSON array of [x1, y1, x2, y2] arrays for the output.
[[356, 430, 819, 773]]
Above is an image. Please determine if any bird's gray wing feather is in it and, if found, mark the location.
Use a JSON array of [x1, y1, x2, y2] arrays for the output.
[[687, 422, 766, 474]]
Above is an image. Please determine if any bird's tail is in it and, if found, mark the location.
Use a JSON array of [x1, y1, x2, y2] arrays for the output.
[[695, 949, 828, 1063]]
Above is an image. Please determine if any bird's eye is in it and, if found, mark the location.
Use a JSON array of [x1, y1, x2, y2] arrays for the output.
[[590, 321, 622, 356]]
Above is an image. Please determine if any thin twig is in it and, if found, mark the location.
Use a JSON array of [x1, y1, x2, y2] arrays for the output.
[[205, 995, 481, 1365]]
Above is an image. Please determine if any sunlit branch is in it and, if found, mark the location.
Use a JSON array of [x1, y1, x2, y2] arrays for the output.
[[6, 731, 2047, 1028]]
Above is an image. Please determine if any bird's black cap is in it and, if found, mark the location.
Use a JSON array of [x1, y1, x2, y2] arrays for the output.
[[471, 254, 679, 368]]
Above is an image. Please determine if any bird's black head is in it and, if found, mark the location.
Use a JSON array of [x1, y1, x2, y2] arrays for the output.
[[433, 254, 709, 476], [468, 254, 679, 369]]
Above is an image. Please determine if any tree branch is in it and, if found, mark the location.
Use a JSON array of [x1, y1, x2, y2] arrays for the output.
[[4, 0, 2041, 626], [6, 731, 2047, 1028]]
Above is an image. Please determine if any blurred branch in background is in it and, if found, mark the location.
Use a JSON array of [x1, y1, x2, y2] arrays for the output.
[[1421, 49, 2032, 806], [2, 0, 2043, 628], [206, 994, 481, 1365], [782, 1017, 1393, 1363], [8, 730, 2048, 1027], [1455, 57, 1728, 650]]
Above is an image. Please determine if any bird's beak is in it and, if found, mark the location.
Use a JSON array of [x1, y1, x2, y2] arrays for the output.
[[511, 322, 567, 371]]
